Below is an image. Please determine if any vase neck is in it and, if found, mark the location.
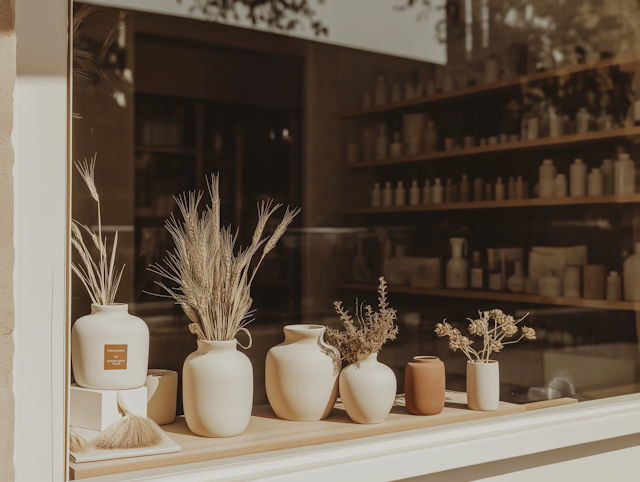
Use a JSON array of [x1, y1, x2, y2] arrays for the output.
[[90, 303, 129, 315], [197, 339, 238, 354], [357, 352, 378, 363], [412, 356, 440, 364], [283, 324, 325, 345]]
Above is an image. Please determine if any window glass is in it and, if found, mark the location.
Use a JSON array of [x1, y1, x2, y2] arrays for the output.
[[72, 0, 640, 414]]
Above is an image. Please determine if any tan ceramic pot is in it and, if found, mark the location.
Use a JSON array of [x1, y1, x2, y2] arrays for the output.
[[404, 356, 445, 415], [265, 325, 340, 421]]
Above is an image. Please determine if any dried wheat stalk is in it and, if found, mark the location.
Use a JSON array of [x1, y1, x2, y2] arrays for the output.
[[71, 154, 125, 305], [325, 277, 399, 366], [149, 174, 300, 345], [69, 426, 90, 454]]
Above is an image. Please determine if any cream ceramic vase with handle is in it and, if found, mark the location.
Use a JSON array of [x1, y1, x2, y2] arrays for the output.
[[466, 360, 499, 411], [71, 303, 149, 390], [183, 339, 253, 437], [339, 353, 396, 424], [266, 324, 340, 421]]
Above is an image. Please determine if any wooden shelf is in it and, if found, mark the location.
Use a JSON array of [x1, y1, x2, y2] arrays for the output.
[[69, 393, 525, 480], [337, 283, 640, 312], [135, 145, 197, 155], [343, 193, 640, 214], [340, 52, 640, 119], [341, 126, 640, 169]]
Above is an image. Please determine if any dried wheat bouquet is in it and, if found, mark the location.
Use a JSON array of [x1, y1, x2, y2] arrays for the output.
[[325, 277, 399, 366], [149, 174, 300, 347], [71, 154, 125, 305]]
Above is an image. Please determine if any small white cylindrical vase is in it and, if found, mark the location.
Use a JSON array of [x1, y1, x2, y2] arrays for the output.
[[145, 369, 178, 425], [72, 303, 149, 390], [339, 353, 396, 424], [183, 339, 253, 437], [266, 325, 340, 421], [466, 360, 499, 411]]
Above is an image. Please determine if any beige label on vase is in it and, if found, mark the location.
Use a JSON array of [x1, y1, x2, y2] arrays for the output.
[[104, 345, 128, 370]]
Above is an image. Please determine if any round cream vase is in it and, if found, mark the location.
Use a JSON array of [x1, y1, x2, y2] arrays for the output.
[[466, 360, 500, 411], [183, 339, 253, 437], [71, 303, 150, 390], [265, 324, 340, 421], [339, 353, 396, 424]]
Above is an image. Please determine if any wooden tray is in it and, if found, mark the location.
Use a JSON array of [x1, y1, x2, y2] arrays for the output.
[[70, 391, 527, 480]]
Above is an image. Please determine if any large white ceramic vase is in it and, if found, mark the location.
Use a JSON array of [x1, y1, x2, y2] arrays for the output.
[[339, 353, 396, 424], [466, 360, 499, 411], [72, 303, 149, 389], [265, 324, 340, 421], [183, 339, 253, 437]]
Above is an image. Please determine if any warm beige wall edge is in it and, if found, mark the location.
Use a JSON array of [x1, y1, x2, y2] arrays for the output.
[[0, 0, 15, 481]]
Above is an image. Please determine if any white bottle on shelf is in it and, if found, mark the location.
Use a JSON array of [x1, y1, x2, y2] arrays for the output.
[[374, 74, 387, 106], [601, 159, 614, 195], [563, 266, 581, 298], [422, 180, 431, 204], [539, 159, 557, 198], [539, 270, 562, 297], [470, 251, 484, 289], [495, 178, 505, 201], [507, 261, 525, 293], [570, 158, 587, 197], [614, 152, 636, 195], [390, 133, 402, 158], [432, 178, 444, 204], [375, 125, 389, 160], [624, 243, 640, 301], [549, 107, 563, 137], [527, 117, 540, 140], [446, 238, 468, 289], [395, 181, 406, 206], [576, 107, 590, 134], [588, 168, 603, 196], [382, 182, 393, 207], [554, 174, 568, 197], [445, 179, 453, 203], [459, 174, 470, 202], [508, 177, 516, 200], [515, 176, 525, 199], [606, 271, 622, 301], [371, 183, 382, 207], [474, 178, 484, 202], [424, 121, 439, 153], [409, 180, 420, 205]]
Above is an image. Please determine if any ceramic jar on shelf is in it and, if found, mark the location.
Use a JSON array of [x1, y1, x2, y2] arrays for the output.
[[467, 360, 499, 411], [404, 356, 445, 416], [339, 353, 396, 424], [71, 303, 149, 390], [183, 339, 253, 437], [265, 325, 340, 421]]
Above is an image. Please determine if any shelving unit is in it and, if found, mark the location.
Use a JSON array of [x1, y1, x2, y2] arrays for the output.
[[337, 283, 639, 312], [134, 145, 197, 155], [340, 52, 640, 119], [342, 126, 640, 169], [343, 193, 640, 214]]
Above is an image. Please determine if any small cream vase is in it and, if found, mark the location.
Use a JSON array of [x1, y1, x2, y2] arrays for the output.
[[339, 353, 396, 424], [71, 303, 149, 390], [183, 339, 252, 437], [466, 360, 499, 411], [265, 325, 339, 421]]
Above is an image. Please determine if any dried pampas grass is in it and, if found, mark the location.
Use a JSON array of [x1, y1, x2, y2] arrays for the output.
[[71, 154, 125, 305], [149, 174, 300, 345], [91, 391, 164, 450], [69, 426, 90, 454]]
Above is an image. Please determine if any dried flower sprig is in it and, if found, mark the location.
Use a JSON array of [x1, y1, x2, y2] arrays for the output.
[[148, 174, 300, 346], [325, 277, 399, 366], [71, 154, 125, 305], [435, 309, 535, 363]]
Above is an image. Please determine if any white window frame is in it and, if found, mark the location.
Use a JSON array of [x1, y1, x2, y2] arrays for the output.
[[11, 1, 640, 481]]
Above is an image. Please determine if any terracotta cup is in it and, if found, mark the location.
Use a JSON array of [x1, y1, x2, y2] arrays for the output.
[[404, 356, 446, 415]]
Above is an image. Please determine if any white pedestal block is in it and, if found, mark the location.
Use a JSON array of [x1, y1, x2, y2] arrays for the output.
[[70, 384, 147, 431]]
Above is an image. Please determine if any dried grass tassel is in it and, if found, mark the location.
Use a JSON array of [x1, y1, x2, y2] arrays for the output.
[[69, 426, 90, 453], [91, 391, 164, 450]]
